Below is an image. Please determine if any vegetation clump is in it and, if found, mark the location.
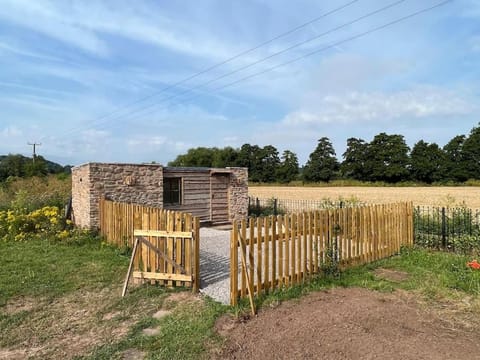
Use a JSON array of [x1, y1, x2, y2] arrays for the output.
[[0, 205, 75, 242]]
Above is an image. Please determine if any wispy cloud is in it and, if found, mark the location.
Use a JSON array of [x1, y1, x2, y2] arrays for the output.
[[283, 86, 477, 126], [0, 126, 22, 137], [0, 40, 65, 62], [0, 0, 247, 60], [0, 0, 109, 56]]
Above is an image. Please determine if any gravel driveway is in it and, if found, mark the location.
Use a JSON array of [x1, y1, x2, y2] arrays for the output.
[[199, 227, 231, 304]]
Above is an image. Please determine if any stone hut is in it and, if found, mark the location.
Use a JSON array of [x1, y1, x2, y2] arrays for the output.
[[71, 162, 248, 229]]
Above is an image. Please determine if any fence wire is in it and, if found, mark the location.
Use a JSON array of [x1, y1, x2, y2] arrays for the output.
[[248, 196, 364, 216], [414, 206, 480, 251], [249, 197, 480, 253]]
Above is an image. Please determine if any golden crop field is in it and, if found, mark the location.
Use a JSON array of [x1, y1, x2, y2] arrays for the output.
[[249, 186, 480, 208]]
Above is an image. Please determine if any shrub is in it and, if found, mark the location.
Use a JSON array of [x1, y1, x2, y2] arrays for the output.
[[0, 175, 71, 211], [0, 206, 75, 242], [248, 198, 286, 217], [414, 205, 480, 253]]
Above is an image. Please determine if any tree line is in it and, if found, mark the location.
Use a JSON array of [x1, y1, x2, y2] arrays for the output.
[[168, 124, 480, 184], [0, 154, 71, 182]]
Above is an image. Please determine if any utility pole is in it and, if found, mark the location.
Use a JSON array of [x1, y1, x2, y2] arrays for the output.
[[28, 142, 41, 164]]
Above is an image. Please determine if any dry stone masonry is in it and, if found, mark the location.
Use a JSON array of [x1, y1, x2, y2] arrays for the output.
[[72, 162, 248, 229]]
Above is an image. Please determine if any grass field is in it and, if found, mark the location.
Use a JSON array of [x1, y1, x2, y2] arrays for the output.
[[1, 235, 479, 359], [249, 186, 480, 208]]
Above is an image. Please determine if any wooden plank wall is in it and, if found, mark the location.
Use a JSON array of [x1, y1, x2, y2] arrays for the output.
[[163, 170, 211, 221], [99, 199, 200, 291], [230, 202, 414, 305], [210, 174, 230, 223]]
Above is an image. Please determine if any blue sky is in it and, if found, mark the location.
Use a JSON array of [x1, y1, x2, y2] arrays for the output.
[[0, 0, 479, 166]]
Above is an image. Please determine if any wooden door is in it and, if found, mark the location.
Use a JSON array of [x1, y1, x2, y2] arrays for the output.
[[210, 173, 230, 223]]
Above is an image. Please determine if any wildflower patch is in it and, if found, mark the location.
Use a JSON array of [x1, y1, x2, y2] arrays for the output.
[[0, 206, 72, 241]]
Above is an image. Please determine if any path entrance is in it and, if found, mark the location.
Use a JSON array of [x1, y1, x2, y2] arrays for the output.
[[199, 227, 231, 304]]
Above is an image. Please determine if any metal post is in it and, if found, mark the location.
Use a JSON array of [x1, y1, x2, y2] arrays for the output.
[[274, 198, 278, 216], [441, 207, 446, 249]]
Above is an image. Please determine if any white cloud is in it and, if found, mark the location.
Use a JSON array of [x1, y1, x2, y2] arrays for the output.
[[0, 0, 247, 60], [81, 129, 109, 139], [0, 94, 69, 112], [0, 0, 109, 56], [283, 87, 477, 126], [0, 40, 65, 62], [0, 126, 22, 137], [127, 135, 167, 148]]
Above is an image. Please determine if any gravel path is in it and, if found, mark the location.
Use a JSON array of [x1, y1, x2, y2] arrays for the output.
[[199, 227, 231, 304]]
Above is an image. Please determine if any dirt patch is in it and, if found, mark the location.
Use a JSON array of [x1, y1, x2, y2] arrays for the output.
[[374, 268, 410, 282], [3, 296, 41, 314], [0, 347, 43, 360], [165, 291, 200, 307], [153, 309, 171, 319], [0, 286, 168, 359], [121, 348, 146, 360], [142, 327, 161, 336], [215, 288, 480, 360]]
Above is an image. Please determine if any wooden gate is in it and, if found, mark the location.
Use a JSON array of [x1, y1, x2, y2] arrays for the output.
[[99, 199, 200, 293]]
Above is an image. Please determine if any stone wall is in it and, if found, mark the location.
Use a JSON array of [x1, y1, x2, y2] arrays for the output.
[[72, 163, 249, 229], [71, 163, 91, 228], [72, 163, 164, 229], [227, 167, 249, 221]]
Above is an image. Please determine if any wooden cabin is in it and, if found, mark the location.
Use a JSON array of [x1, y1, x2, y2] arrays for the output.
[[71, 162, 248, 229]]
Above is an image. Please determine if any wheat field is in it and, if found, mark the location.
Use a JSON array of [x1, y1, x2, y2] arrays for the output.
[[249, 186, 480, 208]]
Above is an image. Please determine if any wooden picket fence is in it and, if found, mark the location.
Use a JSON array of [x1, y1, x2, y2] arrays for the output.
[[230, 202, 414, 308], [99, 199, 200, 292]]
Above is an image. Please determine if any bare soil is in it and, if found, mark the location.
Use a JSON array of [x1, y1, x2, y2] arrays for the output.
[[0, 286, 181, 359], [374, 268, 410, 282], [215, 288, 480, 360], [249, 186, 480, 208]]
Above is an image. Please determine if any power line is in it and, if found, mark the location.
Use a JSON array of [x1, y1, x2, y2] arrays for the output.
[[211, 0, 453, 93], [94, 0, 452, 131], [50, 0, 360, 140], [59, 0, 406, 138]]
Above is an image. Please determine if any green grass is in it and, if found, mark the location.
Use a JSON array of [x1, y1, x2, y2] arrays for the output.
[[2, 237, 480, 359], [0, 236, 129, 306]]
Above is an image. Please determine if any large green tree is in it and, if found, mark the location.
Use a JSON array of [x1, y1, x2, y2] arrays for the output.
[[236, 144, 263, 182], [212, 146, 238, 168], [364, 133, 410, 183], [443, 135, 468, 182], [168, 147, 217, 167], [303, 137, 339, 182], [0, 154, 27, 180], [462, 125, 480, 180], [410, 140, 445, 183], [276, 150, 299, 183], [341, 137, 368, 180], [258, 145, 280, 183]]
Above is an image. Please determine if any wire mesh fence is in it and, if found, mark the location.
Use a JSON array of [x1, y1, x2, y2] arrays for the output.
[[248, 196, 364, 216], [249, 197, 480, 253], [414, 206, 480, 252]]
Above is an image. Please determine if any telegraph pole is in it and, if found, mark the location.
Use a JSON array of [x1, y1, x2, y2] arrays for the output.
[[28, 142, 41, 164]]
